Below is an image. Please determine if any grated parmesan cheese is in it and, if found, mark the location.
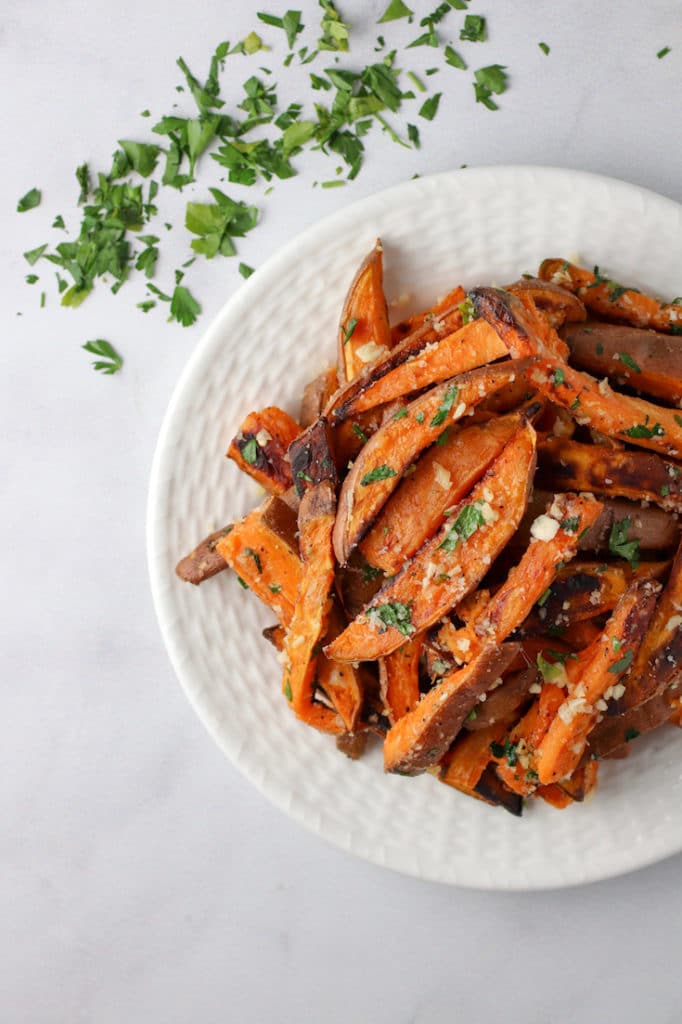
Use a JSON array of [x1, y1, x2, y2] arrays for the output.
[[530, 514, 560, 541]]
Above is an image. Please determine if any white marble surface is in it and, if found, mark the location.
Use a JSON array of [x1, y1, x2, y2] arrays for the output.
[[2, 2, 681, 1021]]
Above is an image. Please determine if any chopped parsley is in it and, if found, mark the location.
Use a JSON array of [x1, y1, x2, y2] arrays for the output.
[[392, 407, 409, 420], [537, 652, 564, 682], [343, 317, 358, 344], [439, 503, 486, 551], [361, 560, 384, 582], [458, 295, 477, 324], [560, 516, 580, 533], [608, 649, 633, 675], [538, 42, 550, 55], [430, 384, 459, 427], [378, 0, 414, 22], [537, 587, 551, 607], [239, 262, 255, 279], [241, 437, 259, 464], [623, 419, 664, 439], [657, 46, 671, 59], [552, 367, 565, 387], [460, 14, 486, 41], [596, 342, 604, 355], [368, 601, 414, 636], [284, 679, 293, 701], [624, 727, 640, 742], [82, 339, 123, 375], [257, 10, 305, 49], [244, 547, 263, 573], [617, 352, 641, 374], [473, 64, 508, 110], [608, 516, 640, 569], [351, 422, 369, 442], [418, 92, 442, 121], [17, 188, 42, 213], [415, 412, 425, 424], [444, 45, 467, 70], [361, 464, 397, 485]]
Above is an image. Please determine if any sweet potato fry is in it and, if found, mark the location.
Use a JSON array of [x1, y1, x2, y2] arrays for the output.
[[535, 578, 660, 784], [538, 437, 682, 513], [614, 535, 682, 712], [471, 286, 682, 458], [216, 499, 302, 626], [288, 418, 338, 498], [359, 405, 539, 575], [535, 784, 574, 809], [383, 642, 520, 776], [464, 665, 539, 731], [557, 756, 599, 801], [493, 683, 566, 796], [379, 631, 424, 724], [521, 559, 668, 634], [176, 525, 231, 584], [337, 240, 392, 384], [228, 406, 301, 495], [390, 286, 466, 344], [538, 258, 682, 334], [519, 488, 679, 553], [563, 321, 682, 406], [439, 492, 603, 662], [328, 301, 466, 424], [335, 318, 509, 420], [325, 422, 536, 662], [282, 481, 338, 728], [588, 691, 675, 759], [333, 359, 533, 565], [299, 366, 339, 427]]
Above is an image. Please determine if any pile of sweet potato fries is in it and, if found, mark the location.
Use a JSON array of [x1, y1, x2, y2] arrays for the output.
[[177, 246, 682, 815]]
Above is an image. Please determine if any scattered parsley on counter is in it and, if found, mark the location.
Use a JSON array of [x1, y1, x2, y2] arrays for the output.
[[21, 1, 516, 372], [17, 188, 42, 212], [538, 41, 550, 55], [82, 339, 124, 375], [657, 46, 671, 59]]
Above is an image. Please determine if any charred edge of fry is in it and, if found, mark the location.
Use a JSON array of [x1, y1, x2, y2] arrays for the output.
[[289, 418, 338, 498], [474, 765, 523, 815]]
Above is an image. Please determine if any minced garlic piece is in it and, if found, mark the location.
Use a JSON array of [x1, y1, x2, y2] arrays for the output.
[[530, 514, 560, 541]]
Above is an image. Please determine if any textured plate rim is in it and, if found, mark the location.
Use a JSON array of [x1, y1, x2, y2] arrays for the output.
[[147, 165, 682, 890]]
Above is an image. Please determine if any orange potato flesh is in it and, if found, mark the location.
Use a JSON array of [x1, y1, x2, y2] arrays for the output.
[[337, 240, 392, 384], [228, 406, 301, 495]]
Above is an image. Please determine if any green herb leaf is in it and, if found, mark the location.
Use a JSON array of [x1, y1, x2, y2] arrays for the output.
[[241, 438, 258, 464], [239, 262, 255, 279], [17, 188, 41, 213], [560, 516, 580, 533], [343, 317, 358, 344], [170, 284, 201, 326], [361, 464, 397, 485], [552, 367, 565, 387], [617, 351, 641, 373], [117, 140, 160, 177], [444, 45, 467, 69], [318, 0, 349, 53], [418, 92, 442, 120], [537, 653, 564, 682], [351, 422, 369, 443], [407, 123, 420, 147], [430, 384, 459, 427], [439, 503, 485, 550], [378, 0, 413, 22], [269, 583, 282, 593], [244, 546, 263, 573], [82, 339, 123, 375], [608, 516, 640, 569], [623, 420, 664, 439], [608, 649, 633, 674], [361, 560, 384, 582], [460, 14, 486, 41], [538, 41, 550, 55], [24, 244, 47, 266], [657, 46, 671, 59], [537, 587, 551, 607], [185, 189, 258, 259], [368, 601, 414, 636], [624, 727, 640, 742], [473, 64, 508, 110], [284, 679, 293, 701]]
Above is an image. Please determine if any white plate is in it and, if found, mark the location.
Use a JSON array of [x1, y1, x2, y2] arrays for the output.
[[148, 166, 682, 890]]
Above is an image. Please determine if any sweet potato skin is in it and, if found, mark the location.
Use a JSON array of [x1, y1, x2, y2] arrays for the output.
[[539, 258, 682, 334], [538, 437, 682, 514], [338, 240, 392, 384], [464, 666, 538, 731], [176, 525, 231, 584], [333, 359, 533, 565], [358, 408, 531, 575], [588, 692, 675, 759], [563, 321, 682, 405], [383, 643, 520, 776], [507, 277, 586, 329], [228, 406, 301, 495], [326, 423, 536, 663]]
